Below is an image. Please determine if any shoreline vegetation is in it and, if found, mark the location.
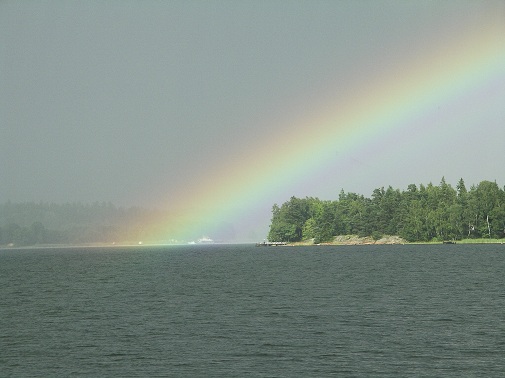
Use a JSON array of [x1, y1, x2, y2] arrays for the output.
[[2, 178, 504, 248], [268, 178, 505, 245]]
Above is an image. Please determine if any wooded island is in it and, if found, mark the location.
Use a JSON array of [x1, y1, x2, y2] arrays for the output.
[[268, 178, 505, 244]]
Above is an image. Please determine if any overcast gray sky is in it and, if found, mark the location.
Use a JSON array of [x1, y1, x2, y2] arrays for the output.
[[2, 1, 504, 241]]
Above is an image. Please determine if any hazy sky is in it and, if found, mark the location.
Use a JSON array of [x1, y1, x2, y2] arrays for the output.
[[2, 1, 504, 241]]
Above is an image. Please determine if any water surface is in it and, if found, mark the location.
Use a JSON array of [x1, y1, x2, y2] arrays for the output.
[[1, 244, 504, 376]]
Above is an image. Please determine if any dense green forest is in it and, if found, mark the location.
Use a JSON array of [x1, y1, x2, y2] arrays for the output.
[[268, 179, 505, 243], [0, 202, 163, 246]]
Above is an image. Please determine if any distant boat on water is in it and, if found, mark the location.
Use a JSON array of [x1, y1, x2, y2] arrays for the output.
[[187, 236, 218, 244], [197, 236, 214, 244]]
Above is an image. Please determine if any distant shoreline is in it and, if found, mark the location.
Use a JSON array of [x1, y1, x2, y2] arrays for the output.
[[0, 242, 184, 250], [2, 237, 504, 250]]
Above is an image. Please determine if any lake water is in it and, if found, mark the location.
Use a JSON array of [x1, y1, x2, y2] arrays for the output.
[[1, 244, 504, 377]]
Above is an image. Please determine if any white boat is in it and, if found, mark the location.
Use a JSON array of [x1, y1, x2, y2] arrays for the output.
[[197, 236, 214, 244]]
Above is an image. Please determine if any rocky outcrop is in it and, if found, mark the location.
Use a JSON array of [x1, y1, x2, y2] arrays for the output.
[[310, 235, 407, 245]]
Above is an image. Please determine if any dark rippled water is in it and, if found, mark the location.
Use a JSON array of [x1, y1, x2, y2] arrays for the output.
[[1, 244, 504, 376]]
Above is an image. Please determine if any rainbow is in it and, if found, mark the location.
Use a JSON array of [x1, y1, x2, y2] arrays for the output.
[[143, 12, 505, 243]]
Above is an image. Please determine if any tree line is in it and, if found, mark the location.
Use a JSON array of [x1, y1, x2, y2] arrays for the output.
[[0, 201, 160, 246], [268, 179, 505, 243]]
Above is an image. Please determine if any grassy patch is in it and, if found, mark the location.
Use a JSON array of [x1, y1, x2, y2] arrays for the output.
[[458, 238, 505, 244]]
